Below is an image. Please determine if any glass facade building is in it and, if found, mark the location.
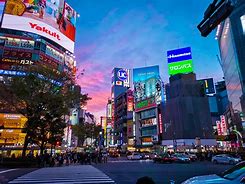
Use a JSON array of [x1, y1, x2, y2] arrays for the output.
[[217, 0, 245, 137]]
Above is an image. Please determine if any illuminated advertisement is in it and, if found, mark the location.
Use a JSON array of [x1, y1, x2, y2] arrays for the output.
[[135, 96, 156, 112], [133, 65, 159, 83], [167, 47, 194, 75], [0, 69, 27, 76], [141, 118, 157, 127], [198, 78, 215, 94], [4, 37, 35, 49], [115, 68, 130, 87], [2, 0, 76, 53], [220, 115, 227, 135], [241, 15, 245, 34], [133, 66, 161, 103], [216, 121, 222, 136], [0, 113, 27, 128], [158, 112, 163, 134], [46, 45, 64, 63]]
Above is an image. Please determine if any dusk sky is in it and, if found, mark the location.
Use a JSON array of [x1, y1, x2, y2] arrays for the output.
[[67, 0, 224, 121]]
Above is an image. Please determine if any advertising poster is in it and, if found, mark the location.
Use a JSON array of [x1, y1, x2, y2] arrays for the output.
[[133, 66, 161, 102], [133, 65, 159, 83], [167, 47, 194, 75], [2, 0, 76, 53]]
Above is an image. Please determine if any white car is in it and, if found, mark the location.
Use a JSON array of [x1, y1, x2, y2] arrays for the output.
[[127, 153, 142, 160], [212, 154, 242, 165], [182, 161, 245, 184]]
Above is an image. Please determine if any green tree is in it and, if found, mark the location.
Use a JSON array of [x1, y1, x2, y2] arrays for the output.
[[0, 66, 90, 157], [72, 118, 101, 147]]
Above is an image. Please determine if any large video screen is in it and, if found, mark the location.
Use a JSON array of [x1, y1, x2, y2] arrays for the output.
[[2, 0, 76, 53]]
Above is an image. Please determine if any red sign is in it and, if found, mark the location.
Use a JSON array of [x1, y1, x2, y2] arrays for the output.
[[216, 121, 222, 135], [3, 49, 32, 59], [127, 96, 134, 111], [158, 113, 163, 134], [220, 115, 227, 135]]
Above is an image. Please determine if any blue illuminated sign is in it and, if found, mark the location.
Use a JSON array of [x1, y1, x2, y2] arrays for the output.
[[117, 69, 128, 81], [0, 70, 26, 76], [167, 47, 192, 63], [0, 70, 62, 86]]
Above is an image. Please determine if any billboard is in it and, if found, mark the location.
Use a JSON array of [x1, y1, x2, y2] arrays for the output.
[[167, 47, 194, 75], [2, 0, 76, 53], [133, 65, 159, 83], [135, 96, 156, 112], [198, 78, 215, 94], [133, 66, 162, 103]]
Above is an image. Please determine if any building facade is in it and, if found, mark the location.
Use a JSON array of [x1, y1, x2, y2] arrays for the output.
[[163, 73, 215, 147], [216, 0, 245, 139]]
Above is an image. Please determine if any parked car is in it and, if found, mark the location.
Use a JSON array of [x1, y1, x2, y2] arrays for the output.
[[182, 161, 245, 184], [127, 152, 142, 160], [140, 152, 151, 160], [212, 154, 242, 165], [185, 152, 198, 161], [153, 153, 175, 164], [172, 153, 191, 163], [149, 152, 158, 159]]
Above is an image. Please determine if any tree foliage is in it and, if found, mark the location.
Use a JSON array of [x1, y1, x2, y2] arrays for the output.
[[72, 118, 101, 147], [0, 66, 90, 156]]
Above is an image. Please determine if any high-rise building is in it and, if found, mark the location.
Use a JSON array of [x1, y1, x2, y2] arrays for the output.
[[163, 73, 215, 147], [110, 68, 130, 145], [114, 89, 133, 146], [216, 0, 245, 139], [133, 66, 163, 149]]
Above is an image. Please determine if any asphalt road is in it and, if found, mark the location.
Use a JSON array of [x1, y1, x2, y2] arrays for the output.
[[0, 168, 37, 184], [94, 159, 232, 184], [0, 159, 233, 184]]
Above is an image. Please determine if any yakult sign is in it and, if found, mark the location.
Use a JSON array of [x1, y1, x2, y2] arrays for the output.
[[2, 0, 76, 53], [167, 47, 194, 75]]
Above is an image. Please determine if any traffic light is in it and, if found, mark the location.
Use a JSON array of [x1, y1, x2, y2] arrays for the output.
[[197, 0, 233, 37]]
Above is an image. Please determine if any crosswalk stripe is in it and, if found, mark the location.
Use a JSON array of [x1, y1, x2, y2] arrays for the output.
[[8, 165, 115, 184]]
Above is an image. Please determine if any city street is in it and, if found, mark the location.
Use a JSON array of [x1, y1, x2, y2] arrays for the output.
[[0, 159, 232, 184], [95, 159, 232, 184]]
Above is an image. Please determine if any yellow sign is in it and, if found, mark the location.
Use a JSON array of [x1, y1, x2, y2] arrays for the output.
[[0, 113, 27, 128], [0, 133, 26, 144]]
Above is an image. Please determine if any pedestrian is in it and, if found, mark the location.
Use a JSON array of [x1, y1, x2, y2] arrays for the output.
[[102, 151, 108, 163]]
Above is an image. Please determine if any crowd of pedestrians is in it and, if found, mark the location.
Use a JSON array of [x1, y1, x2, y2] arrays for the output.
[[34, 149, 108, 167]]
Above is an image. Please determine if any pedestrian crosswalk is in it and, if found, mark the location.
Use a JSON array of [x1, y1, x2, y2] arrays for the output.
[[8, 165, 115, 184]]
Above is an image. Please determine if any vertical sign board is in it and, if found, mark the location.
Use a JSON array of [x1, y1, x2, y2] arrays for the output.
[[167, 47, 194, 75], [220, 115, 227, 135], [216, 121, 222, 135], [158, 112, 163, 134]]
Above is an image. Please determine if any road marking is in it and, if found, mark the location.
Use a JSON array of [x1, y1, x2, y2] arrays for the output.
[[0, 169, 18, 174], [9, 165, 115, 184]]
